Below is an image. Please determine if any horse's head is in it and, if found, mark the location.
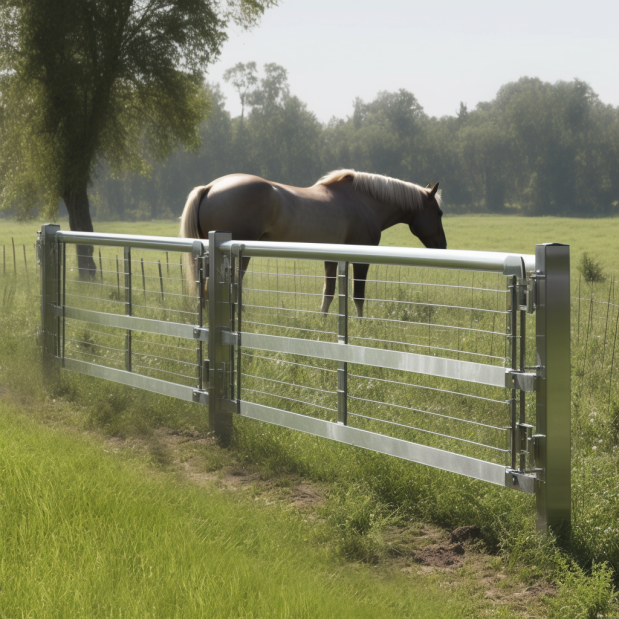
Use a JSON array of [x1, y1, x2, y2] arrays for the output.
[[409, 182, 447, 249]]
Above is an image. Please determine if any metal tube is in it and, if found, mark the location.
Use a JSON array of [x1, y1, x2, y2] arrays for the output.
[[338, 261, 348, 425], [208, 232, 233, 445], [124, 247, 132, 372], [509, 276, 517, 470], [55, 230, 535, 274], [519, 292, 526, 472], [57, 230, 200, 253], [220, 240, 535, 274]]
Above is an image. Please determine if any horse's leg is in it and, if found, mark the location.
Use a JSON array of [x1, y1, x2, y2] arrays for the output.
[[320, 261, 337, 315], [352, 263, 370, 318]]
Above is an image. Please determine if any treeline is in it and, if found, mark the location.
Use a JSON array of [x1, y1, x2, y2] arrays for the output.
[[90, 63, 619, 220]]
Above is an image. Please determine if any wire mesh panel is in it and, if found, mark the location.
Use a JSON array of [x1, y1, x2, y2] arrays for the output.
[[237, 258, 528, 466], [55, 237, 204, 398]]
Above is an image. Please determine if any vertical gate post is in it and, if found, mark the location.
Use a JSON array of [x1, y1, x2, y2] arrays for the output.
[[39, 224, 60, 380], [535, 243, 571, 536], [124, 247, 132, 372], [337, 261, 348, 425], [208, 231, 233, 446]]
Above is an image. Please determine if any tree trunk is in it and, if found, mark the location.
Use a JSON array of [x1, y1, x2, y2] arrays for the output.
[[63, 184, 97, 280]]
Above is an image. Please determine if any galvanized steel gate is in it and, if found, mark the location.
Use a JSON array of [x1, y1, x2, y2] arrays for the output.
[[38, 224, 571, 534]]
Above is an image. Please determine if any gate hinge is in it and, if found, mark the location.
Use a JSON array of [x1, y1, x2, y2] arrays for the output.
[[193, 326, 209, 342], [505, 370, 537, 392]]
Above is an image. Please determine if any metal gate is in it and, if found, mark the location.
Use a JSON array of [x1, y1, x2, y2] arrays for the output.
[[38, 224, 571, 534]]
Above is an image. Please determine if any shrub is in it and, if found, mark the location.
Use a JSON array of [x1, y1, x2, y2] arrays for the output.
[[579, 253, 605, 283]]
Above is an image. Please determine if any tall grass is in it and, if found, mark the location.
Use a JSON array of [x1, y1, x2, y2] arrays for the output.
[[0, 400, 463, 619]]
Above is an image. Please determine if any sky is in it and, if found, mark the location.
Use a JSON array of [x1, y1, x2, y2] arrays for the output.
[[206, 0, 619, 122]]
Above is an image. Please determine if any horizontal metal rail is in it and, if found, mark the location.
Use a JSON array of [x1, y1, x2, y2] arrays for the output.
[[63, 358, 208, 404], [240, 400, 516, 490], [239, 332, 509, 388], [56, 232, 535, 275], [223, 240, 535, 275], [57, 231, 198, 253], [54, 305, 208, 342]]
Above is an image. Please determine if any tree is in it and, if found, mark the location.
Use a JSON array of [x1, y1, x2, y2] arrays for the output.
[[0, 0, 275, 276], [223, 61, 258, 122]]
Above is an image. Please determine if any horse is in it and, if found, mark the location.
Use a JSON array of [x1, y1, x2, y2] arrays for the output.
[[179, 169, 447, 317]]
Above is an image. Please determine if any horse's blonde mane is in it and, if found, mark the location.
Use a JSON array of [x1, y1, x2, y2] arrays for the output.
[[314, 169, 441, 212]]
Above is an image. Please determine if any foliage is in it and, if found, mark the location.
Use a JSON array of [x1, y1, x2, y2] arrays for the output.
[[0, 0, 277, 244], [547, 562, 617, 619], [579, 252, 606, 283], [90, 71, 619, 220]]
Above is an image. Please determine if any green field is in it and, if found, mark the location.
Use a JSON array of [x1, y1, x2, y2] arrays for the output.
[[2, 214, 619, 617]]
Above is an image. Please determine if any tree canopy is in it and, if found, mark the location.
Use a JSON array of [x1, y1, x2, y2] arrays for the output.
[[100, 69, 617, 220], [0, 0, 275, 273]]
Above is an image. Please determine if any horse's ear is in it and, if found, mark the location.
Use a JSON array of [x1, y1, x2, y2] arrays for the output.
[[429, 182, 439, 198]]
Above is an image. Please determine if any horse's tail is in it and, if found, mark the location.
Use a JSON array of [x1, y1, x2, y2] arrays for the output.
[[179, 185, 210, 296]]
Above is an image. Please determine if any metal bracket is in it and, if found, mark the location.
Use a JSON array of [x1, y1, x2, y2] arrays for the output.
[[36, 233, 42, 265], [518, 422, 534, 454], [528, 434, 546, 478], [503, 255, 525, 279], [505, 370, 537, 392], [192, 326, 209, 342], [192, 389, 208, 405], [517, 278, 536, 314], [222, 255, 231, 284], [505, 469, 537, 494], [221, 330, 240, 346], [200, 254, 209, 274]]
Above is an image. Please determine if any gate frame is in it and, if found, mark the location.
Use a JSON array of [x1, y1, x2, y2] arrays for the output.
[[38, 225, 571, 536]]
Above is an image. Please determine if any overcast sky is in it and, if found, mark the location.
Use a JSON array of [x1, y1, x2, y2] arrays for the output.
[[206, 0, 619, 122]]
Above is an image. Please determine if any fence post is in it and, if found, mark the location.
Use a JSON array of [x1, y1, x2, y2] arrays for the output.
[[535, 243, 571, 536], [208, 231, 233, 446], [39, 224, 60, 380]]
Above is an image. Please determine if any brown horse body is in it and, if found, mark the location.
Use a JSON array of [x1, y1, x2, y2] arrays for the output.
[[180, 170, 447, 316]]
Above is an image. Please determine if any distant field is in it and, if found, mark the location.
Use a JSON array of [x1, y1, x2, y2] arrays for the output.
[[3, 214, 618, 274]]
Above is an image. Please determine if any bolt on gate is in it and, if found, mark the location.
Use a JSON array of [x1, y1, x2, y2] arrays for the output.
[[38, 225, 571, 535]]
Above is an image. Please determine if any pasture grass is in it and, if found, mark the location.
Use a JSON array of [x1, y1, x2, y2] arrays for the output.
[[3, 215, 619, 617], [0, 399, 468, 619]]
